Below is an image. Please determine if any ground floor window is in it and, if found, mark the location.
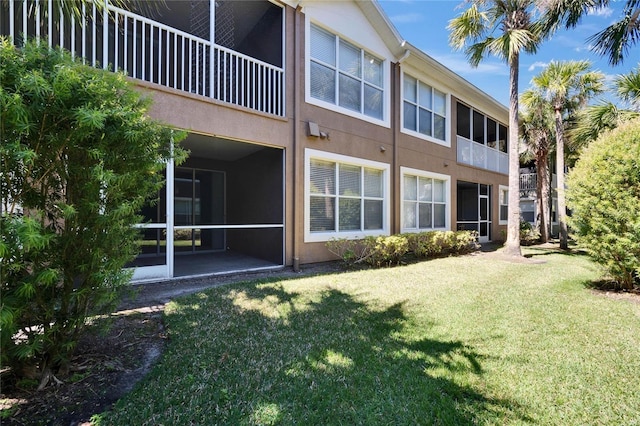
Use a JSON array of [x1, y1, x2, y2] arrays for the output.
[[499, 185, 508, 225], [305, 149, 389, 242], [401, 167, 450, 232]]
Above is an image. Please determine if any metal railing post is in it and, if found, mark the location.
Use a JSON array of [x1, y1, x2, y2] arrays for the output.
[[103, 0, 108, 69], [209, 0, 215, 98]]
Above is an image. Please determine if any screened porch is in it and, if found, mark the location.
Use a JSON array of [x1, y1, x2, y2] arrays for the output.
[[1, 0, 285, 116], [129, 135, 285, 282]]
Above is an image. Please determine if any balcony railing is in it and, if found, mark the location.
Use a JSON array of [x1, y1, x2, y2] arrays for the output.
[[519, 173, 558, 198], [520, 173, 537, 192], [457, 136, 509, 175], [2, 0, 285, 116]]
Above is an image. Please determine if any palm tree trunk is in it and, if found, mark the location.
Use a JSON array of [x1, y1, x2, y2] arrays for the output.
[[542, 152, 552, 242], [536, 150, 550, 242], [504, 53, 522, 257], [554, 108, 568, 249]]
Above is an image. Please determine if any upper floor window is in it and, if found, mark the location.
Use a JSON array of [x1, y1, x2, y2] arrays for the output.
[[456, 102, 507, 153], [309, 24, 384, 121], [402, 74, 448, 144]]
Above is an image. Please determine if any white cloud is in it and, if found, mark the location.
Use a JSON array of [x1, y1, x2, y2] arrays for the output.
[[528, 61, 548, 72], [389, 13, 423, 24], [431, 53, 508, 76], [587, 6, 613, 18]]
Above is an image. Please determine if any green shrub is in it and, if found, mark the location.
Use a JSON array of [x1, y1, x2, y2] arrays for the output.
[[0, 40, 185, 388], [366, 235, 409, 267], [566, 119, 640, 289], [326, 238, 365, 265], [520, 221, 541, 246], [406, 230, 478, 258], [454, 230, 481, 254], [328, 231, 478, 268], [327, 235, 409, 267]]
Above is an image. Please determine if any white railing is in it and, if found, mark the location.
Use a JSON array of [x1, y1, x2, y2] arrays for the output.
[[2, 0, 285, 116], [457, 136, 508, 175], [520, 173, 537, 192], [520, 173, 559, 194]]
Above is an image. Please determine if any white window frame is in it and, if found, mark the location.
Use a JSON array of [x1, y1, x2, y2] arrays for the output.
[[499, 185, 508, 225], [306, 22, 390, 128], [305, 149, 390, 242], [401, 72, 451, 147], [400, 167, 451, 233]]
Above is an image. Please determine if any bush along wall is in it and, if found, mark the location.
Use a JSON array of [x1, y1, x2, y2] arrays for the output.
[[326, 230, 479, 268]]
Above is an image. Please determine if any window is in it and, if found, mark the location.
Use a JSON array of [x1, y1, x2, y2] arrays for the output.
[[499, 186, 508, 224], [456, 103, 471, 139], [306, 150, 389, 241], [309, 24, 384, 121], [456, 102, 507, 153], [401, 168, 450, 231], [402, 74, 448, 143]]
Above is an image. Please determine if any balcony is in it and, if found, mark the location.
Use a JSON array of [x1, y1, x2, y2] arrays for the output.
[[519, 172, 558, 199], [457, 136, 509, 175], [1, 0, 285, 116]]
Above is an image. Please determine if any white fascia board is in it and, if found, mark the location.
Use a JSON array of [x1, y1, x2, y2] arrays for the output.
[[402, 41, 508, 123]]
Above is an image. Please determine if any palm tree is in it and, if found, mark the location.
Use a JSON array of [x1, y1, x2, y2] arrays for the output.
[[569, 65, 640, 146], [615, 65, 640, 107], [530, 60, 604, 249], [448, 0, 542, 257], [541, 0, 640, 66], [520, 88, 555, 242]]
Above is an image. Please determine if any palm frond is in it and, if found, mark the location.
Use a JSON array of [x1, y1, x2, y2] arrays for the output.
[[615, 66, 640, 107], [448, 3, 488, 49], [587, 3, 640, 66], [567, 101, 639, 147], [538, 0, 604, 33]]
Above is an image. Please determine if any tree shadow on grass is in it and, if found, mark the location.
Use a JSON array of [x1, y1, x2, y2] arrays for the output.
[[523, 244, 588, 259], [101, 282, 533, 425]]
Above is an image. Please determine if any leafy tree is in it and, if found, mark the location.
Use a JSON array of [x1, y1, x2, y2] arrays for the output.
[[448, 0, 543, 257], [0, 39, 186, 389], [566, 119, 640, 289], [541, 0, 640, 66], [520, 88, 555, 242], [529, 60, 604, 249]]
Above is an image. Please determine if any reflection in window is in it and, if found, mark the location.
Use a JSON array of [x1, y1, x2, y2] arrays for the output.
[[402, 173, 448, 230], [403, 74, 447, 142], [309, 158, 385, 233], [310, 24, 384, 120]]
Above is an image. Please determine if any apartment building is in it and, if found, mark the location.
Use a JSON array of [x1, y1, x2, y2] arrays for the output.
[[2, 0, 510, 282]]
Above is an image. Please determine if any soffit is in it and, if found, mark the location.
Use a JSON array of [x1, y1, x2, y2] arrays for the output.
[[181, 134, 267, 162]]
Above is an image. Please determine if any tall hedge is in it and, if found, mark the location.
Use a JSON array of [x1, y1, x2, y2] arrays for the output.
[[0, 39, 185, 388], [566, 119, 640, 289]]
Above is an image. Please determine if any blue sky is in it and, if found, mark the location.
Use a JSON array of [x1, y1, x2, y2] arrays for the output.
[[378, 0, 639, 107]]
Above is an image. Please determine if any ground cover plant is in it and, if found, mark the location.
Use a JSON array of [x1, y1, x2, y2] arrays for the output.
[[94, 248, 640, 425]]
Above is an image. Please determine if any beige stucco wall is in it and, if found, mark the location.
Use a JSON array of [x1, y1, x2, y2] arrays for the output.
[[132, 2, 509, 267]]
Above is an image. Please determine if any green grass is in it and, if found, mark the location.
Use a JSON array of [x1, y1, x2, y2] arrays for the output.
[[95, 248, 640, 425]]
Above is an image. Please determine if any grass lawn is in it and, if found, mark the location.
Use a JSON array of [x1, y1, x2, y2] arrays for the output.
[[95, 247, 640, 425]]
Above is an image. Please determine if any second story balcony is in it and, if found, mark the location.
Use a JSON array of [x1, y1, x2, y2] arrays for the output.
[[519, 172, 558, 199], [457, 135, 509, 175], [1, 0, 285, 116]]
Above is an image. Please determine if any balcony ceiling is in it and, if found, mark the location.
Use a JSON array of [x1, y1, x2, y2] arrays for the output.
[[182, 133, 266, 162]]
